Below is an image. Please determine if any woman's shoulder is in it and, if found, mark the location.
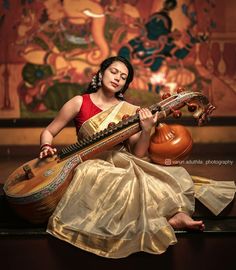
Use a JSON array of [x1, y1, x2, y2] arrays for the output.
[[63, 95, 84, 113], [69, 95, 83, 104]]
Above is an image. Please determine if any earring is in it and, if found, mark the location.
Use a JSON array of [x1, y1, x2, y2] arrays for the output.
[[91, 75, 97, 89], [97, 72, 102, 87], [117, 91, 124, 98]]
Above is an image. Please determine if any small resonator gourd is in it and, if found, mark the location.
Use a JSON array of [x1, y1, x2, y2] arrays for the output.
[[149, 123, 193, 165]]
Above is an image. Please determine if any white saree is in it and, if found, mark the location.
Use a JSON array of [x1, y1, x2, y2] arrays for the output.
[[47, 101, 235, 258]]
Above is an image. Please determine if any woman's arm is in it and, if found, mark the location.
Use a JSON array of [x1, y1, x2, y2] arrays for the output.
[[39, 95, 83, 158], [128, 108, 158, 158]]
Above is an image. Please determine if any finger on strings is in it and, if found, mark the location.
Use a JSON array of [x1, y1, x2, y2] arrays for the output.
[[139, 109, 146, 120], [144, 108, 153, 117], [140, 108, 150, 119], [153, 112, 159, 123]]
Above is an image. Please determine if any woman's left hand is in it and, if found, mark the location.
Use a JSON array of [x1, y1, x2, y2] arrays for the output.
[[139, 108, 158, 133]]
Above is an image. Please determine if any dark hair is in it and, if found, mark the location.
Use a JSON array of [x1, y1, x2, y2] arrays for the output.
[[85, 56, 134, 100]]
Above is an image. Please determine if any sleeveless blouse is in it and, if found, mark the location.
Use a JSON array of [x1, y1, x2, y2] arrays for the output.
[[74, 94, 102, 133]]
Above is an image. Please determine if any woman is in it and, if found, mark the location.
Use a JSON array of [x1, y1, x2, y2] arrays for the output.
[[39, 56, 204, 258]]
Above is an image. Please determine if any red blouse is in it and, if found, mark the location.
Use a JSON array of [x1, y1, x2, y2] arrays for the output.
[[74, 94, 102, 133]]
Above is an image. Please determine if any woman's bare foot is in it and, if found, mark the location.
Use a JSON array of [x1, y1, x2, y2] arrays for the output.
[[168, 212, 205, 231]]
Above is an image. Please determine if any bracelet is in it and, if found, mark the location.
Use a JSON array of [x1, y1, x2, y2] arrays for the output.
[[44, 51, 51, 65], [40, 143, 53, 151]]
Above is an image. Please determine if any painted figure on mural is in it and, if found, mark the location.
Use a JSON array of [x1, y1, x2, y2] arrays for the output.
[[16, 0, 109, 113], [7, 0, 216, 116], [101, 0, 142, 49], [118, 0, 208, 93]]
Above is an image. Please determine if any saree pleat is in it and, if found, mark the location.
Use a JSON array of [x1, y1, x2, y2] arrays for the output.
[[47, 101, 235, 258]]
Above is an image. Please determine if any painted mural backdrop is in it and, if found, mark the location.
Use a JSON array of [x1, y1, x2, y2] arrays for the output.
[[0, 0, 236, 119]]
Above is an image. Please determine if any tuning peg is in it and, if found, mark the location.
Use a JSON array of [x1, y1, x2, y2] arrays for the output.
[[197, 112, 209, 125], [176, 87, 185, 93], [161, 92, 171, 100], [186, 102, 198, 112], [198, 118, 205, 126], [108, 122, 116, 128], [122, 114, 130, 120], [172, 109, 182, 118]]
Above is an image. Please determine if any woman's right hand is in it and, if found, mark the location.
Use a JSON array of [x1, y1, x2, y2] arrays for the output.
[[39, 95, 83, 159], [39, 145, 57, 159]]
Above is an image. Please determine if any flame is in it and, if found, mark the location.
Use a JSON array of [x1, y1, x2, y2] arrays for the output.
[[150, 72, 166, 84]]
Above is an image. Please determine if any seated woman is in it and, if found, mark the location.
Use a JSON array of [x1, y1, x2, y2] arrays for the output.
[[39, 56, 204, 258]]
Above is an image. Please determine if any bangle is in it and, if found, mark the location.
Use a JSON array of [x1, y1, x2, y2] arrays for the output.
[[40, 143, 53, 151], [44, 51, 51, 65]]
